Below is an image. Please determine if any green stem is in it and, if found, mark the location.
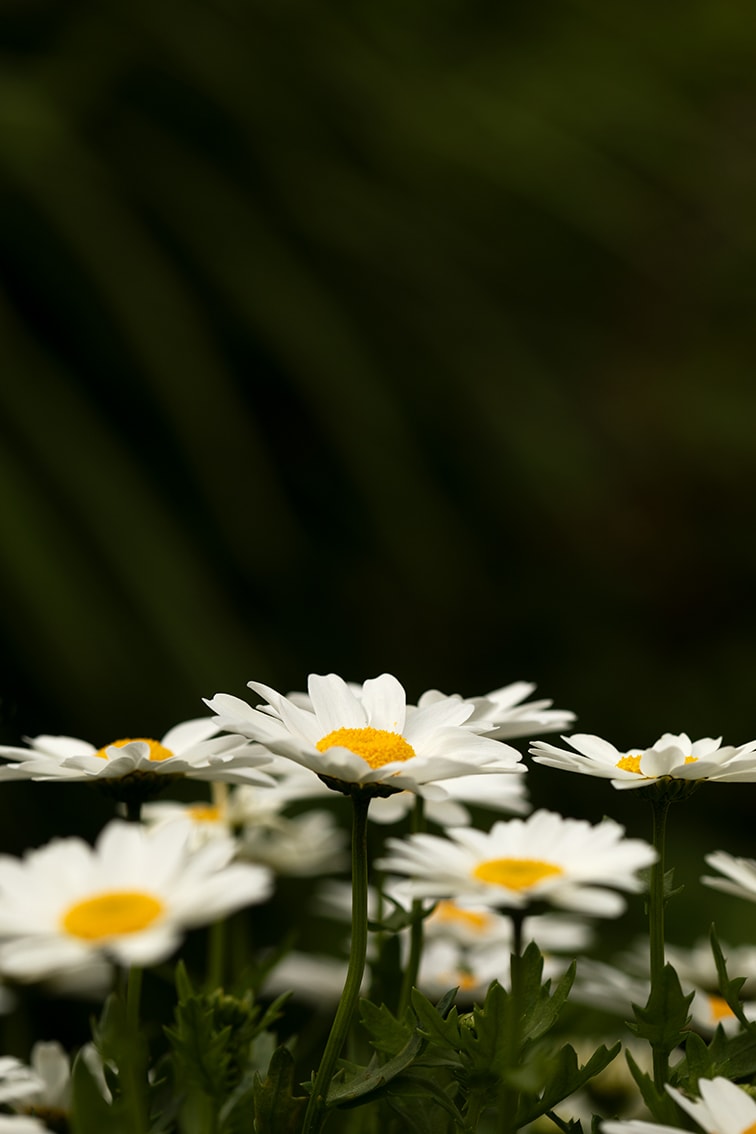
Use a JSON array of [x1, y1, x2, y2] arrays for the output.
[[126, 964, 143, 1033], [302, 791, 371, 1134], [648, 796, 671, 1090], [499, 909, 526, 1134], [125, 797, 143, 823], [124, 965, 148, 1134], [206, 918, 226, 990], [398, 795, 426, 1016]]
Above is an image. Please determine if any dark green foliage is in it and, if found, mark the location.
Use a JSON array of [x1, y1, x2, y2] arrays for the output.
[[628, 963, 693, 1056], [163, 961, 288, 1134]]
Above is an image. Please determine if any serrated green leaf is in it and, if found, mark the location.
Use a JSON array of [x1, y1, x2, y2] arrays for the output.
[[252, 1046, 307, 1134], [359, 998, 414, 1056], [516, 1041, 619, 1125], [710, 925, 752, 1029], [628, 963, 693, 1053], [625, 1048, 680, 1123], [411, 988, 465, 1057]]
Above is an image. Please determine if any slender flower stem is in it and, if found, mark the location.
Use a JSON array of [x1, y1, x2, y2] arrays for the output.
[[206, 918, 226, 990], [126, 964, 143, 1033], [648, 795, 671, 1090], [124, 965, 148, 1134], [125, 798, 143, 823], [302, 791, 371, 1134], [398, 795, 426, 1016], [499, 908, 526, 1133]]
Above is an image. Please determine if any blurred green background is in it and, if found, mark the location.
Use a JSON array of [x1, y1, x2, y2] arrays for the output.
[[2, 0, 756, 948]]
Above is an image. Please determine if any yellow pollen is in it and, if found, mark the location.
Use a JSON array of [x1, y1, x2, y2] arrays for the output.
[[431, 901, 493, 933], [187, 803, 222, 823], [61, 890, 163, 940], [708, 994, 735, 1022], [315, 726, 416, 769], [472, 857, 564, 890], [94, 737, 174, 762], [616, 754, 643, 774]]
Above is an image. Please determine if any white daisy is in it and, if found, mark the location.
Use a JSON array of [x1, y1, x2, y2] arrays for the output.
[[205, 673, 523, 796], [261, 952, 365, 1006], [377, 810, 656, 915], [0, 718, 274, 787], [0, 820, 273, 981], [426, 900, 592, 955], [702, 850, 756, 904], [602, 1075, 756, 1133], [530, 731, 756, 790], [417, 681, 575, 739], [0, 1058, 44, 1106], [368, 771, 530, 826], [0, 1118, 47, 1134]]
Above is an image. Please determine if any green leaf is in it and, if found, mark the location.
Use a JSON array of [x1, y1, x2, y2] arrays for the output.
[[70, 1049, 130, 1134], [516, 1041, 620, 1125], [710, 925, 753, 1029], [359, 999, 415, 1056], [625, 1048, 681, 1124], [628, 963, 693, 1054], [252, 1046, 307, 1134]]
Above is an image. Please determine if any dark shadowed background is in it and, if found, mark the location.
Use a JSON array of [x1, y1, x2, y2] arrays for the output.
[[2, 0, 756, 953]]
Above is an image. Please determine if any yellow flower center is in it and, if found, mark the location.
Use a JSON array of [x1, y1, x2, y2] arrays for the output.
[[61, 890, 164, 940], [187, 803, 222, 823], [684, 755, 698, 764], [316, 727, 416, 769], [431, 901, 494, 933], [472, 857, 564, 890], [616, 754, 643, 774], [742, 1125, 756, 1134], [94, 738, 174, 762], [708, 994, 735, 1022]]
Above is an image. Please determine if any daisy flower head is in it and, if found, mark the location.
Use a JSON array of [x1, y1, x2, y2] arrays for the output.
[[530, 731, 756, 792], [368, 771, 530, 826], [602, 1075, 756, 1134], [0, 718, 276, 799], [377, 810, 656, 916], [702, 850, 756, 904], [417, 681, 576, 739], [0, 820, 273, 982], [205, 673, 524, 797]]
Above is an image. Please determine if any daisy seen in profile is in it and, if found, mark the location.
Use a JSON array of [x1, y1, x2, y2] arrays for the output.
[[702, 850, 756, 904], [530, 731, 756, 790], [0, 819, 273, 982], [205, 673, 524, 796], [416, 679, 575, 739], [0, 718, 275, 789], [377, 809, 656, 916]]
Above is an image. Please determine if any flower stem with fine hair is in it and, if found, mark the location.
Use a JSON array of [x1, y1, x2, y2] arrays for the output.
[[302, 790, 371, 1134], [648, 794, 671, 1090]]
